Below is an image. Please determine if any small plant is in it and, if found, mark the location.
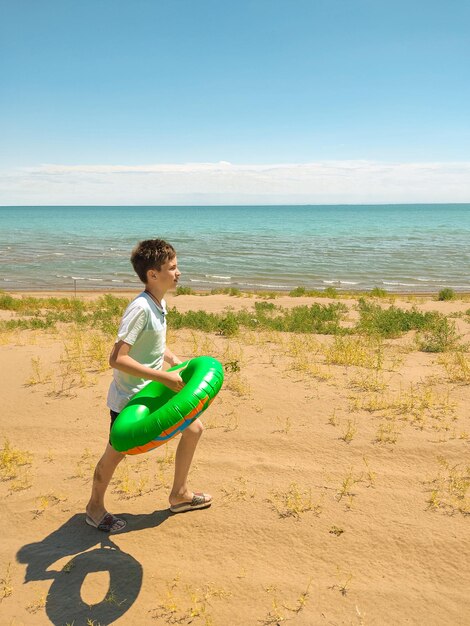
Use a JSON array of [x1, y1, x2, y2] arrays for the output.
[[112, 461, 154, 498], [44, 450, 55, 463], [225, 372, 251, 397], [34, 493, 66, 517], [336, 468, 362, 502], [327, 411, 338, 427], [260, 581, 311, 625], [424, 457, 470, 515], [220, 476, 255, 503], [62, 560, 76, 573], [437, 288, 456, 301], [350, 370, 387, 393], [330, 569, 353, 596], [0, 439, 32, 481], [150, 576, 230, 624], [224, 359, 240, 373], [27, 356, 51, 385], [272, 416, 291, 435], [104, 587, 127, 607], [26, 590, 47, 614], [340, 420, 357, 443], [268, 483, 322, 519], [329, 526, 344, 536], [375, 420, 401, 445], [439, 352, 470, 383], [0, 562, 13, 602], [73, 448, 96, 479], [362, 456, 376, 487]]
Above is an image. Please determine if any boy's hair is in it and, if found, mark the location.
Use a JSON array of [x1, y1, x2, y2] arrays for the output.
[[131, 239, 176, 283]]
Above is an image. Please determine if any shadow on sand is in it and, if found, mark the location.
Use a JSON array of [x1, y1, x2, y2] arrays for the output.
[[17, 508, 171, 625]]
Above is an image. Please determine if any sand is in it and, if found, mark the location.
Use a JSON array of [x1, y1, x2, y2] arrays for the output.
[[0, 291, 469, 625]]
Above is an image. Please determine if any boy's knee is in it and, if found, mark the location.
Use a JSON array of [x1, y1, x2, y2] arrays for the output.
[[185, 419, 204, 437]]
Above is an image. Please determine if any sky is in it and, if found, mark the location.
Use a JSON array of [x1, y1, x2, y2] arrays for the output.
[[1, 0, 469, 204]]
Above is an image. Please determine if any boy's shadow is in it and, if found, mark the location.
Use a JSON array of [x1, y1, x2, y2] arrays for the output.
[[17, 509, 171, 625]]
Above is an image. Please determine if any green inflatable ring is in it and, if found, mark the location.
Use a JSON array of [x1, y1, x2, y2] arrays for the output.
[[110, 356, 224, 455]]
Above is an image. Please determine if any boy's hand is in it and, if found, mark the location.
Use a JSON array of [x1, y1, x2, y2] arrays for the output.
[[161, 371, 185, 393]]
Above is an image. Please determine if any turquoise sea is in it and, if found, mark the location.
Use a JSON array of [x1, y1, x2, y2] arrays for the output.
[[1, 205, 469, 293]]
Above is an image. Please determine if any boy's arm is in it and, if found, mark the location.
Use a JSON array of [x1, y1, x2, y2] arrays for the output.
[[164, 347, 182, 367], [109, 341, 185, 393]]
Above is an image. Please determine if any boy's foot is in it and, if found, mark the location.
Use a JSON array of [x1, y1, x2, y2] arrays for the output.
[[85, 511, 126, 532], [169, 492, 212, 514]]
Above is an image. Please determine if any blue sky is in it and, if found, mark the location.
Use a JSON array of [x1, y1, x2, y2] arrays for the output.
[[1, 0, 469, 203]]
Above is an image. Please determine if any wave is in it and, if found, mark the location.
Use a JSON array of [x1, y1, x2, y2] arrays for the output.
[[323, 280, 359, 285]]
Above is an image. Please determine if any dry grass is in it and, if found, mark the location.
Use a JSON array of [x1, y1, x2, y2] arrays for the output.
[[260, 581, 311, 625], [375, 419, 402, 445], [33, 492, 67, 518], [0, 562, 13, 602], [340, 419, 358, 443], [149, 574, 231, 624], [220, 476, 255, 504], [350, 382, 457, 432], [268, 483, 322, 519], [323, 336, 384, 369], [72, 448, 96, 480], [425, 457, 470, 515], [24, 326, 111, 397], [112, 452, 175, 498], [0, 439, 33, 491], [26, 588, 47, 614], [439, 351, 470, 384]]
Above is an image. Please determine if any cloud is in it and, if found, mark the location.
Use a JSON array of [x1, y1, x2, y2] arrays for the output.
[[1, 160, 470, 204]]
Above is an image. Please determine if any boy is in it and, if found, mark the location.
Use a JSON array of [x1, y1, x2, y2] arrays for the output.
[[86, 239, 212, 532]]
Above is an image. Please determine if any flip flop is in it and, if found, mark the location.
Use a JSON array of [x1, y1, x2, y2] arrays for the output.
[[169, 492, 212, 514], [85, 512, 126, 533]]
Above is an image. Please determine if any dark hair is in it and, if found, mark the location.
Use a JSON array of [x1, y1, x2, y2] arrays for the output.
[[130, 239, 176, 283]]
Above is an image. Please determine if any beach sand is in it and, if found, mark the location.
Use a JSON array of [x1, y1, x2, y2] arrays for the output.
[[0, 291, 469, 625]]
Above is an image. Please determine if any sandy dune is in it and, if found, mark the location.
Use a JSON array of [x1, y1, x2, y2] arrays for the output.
[[0, 291, 469, 625]]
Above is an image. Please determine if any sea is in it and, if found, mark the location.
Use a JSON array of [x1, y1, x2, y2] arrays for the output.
[[1, 204, 469, 293]]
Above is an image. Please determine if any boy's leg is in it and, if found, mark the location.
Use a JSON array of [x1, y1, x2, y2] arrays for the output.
[[86, 443, 125, 528], [169, 418, 212, 509]]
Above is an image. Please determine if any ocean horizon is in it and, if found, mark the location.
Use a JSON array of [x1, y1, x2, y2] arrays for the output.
[[1, 204, 469, 293]]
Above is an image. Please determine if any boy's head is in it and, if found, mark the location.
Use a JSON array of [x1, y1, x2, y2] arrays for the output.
[[131, 239, 177, 284]]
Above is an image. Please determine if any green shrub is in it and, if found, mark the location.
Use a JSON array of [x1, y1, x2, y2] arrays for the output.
[[262, 303, 347, 334], [0, 293, 20, 310], [417, 316, 461, 352], [209, 287, 242, 296], [323, 287, 338, 298], [437, 288, 456, 301], [289, 287, 306, 297], [216, 312, 239, 336], [176, 286, 195, 295], [356, 299, 440, 338], [0, 317, 56, 330], [254, 301, 276, 312], [369, 287, 388, 298]]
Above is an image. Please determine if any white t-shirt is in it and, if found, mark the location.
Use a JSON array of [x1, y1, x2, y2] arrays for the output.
[[107, 292, 167, 413]]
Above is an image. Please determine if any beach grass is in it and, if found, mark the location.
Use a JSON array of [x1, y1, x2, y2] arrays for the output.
[[1, 293, 465, 355]]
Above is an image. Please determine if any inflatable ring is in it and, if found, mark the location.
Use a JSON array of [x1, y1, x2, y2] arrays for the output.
[[110, 356, 224, 455]]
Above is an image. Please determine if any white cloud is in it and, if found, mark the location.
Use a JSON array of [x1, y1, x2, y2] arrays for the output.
[[1, 160, 470, 204]]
